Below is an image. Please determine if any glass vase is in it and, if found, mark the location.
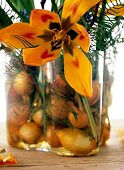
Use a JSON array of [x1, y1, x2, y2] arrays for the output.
[[100, 55, 114, 145], [6, 52, 103, 156]]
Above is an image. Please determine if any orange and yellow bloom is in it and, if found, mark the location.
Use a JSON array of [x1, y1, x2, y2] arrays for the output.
[[0, 0, 101, 97], [105, 3, 124, 16], [98, 0, 124, 16]]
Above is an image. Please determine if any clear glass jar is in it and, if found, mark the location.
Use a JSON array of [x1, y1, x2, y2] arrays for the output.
[[6, 52, 103, 156], [100, 55, 114, 145]]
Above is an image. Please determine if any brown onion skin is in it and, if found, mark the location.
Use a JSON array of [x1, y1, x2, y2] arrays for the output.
[[46, 125, 62, 148], [88, 80, 100, 106], [13, 71, 34, 96], [19, 122, 42, 144], [57, 128, 97, 155], [32, 109, 44, 127], [7, 102, 30, 126]]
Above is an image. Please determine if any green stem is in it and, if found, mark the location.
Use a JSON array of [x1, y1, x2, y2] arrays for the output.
[[75, 93, 84, 111], [96, 0, 107, 51], [41, 67, 47, 135], [82, 96, 98, 141]]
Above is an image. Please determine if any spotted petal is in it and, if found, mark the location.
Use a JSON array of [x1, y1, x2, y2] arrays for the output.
[[0, 23, 42, 49], [105, 4, 124, 16], [99, 0, 117, 4], [61, 0, 100, 30], [0, 10, 61, 49], [63, 41, 92, 97], [23, 41, 62, 66], [30, 9, 61, 35], [67, 23, 90, 53]]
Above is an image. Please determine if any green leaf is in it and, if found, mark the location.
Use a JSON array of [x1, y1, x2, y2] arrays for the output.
[[51, 0, 58, 12], [6, 0, 29, 22], [60, 0, 64, 4], [18, 0, 35, 13], [0, 6, 13, 28], [82, 96, 98, 141], [8, 0, 21, 10], [8, 0, 35, 17]]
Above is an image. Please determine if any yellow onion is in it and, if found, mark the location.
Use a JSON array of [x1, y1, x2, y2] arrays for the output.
[[52, 74, 68, 94], [32, 109, 44, 127], [19, 122, 42, 144], [68, 103, 88, 128], [7, 85, 22, 104], [88, 80, 100, 106], [13, 71, 34, 96], [47, 94, 70, 120], [7, 102, 30, 126], [57, 128, 96, 155], [7, 123, 20, 146], [46, 125, 62, 148], [68, 111, 88, 128]]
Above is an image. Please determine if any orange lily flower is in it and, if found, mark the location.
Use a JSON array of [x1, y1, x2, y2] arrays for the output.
[[98, 0, 124, 16], [0, 0, 100, 97], [105, 3, 124, 16]]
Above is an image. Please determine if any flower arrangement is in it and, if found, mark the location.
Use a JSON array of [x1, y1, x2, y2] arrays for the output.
[[0, 0, 98, 97], [0, 0, 124, 157]]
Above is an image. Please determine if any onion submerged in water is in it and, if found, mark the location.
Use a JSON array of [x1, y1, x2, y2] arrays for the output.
[[88, 80, 100, 106], [8, 102, 30, 126], [57, 128, 97, 155], [46, 125, 62, 148], [68, 103, 88, 128], [13, 71, 34, 96], [19, 122, 42, 144], [47, 94, 70, 120]]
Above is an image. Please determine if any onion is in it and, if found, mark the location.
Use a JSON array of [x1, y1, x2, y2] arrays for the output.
[[8, 102, 30, 126], [57, 128, 97, 155], [68, 104, 88, 128], [13, 71, 34, 96], [19, 122, 42, 144]]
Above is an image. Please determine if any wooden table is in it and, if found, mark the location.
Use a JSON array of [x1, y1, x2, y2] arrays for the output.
[[1, 120, 124, 170]]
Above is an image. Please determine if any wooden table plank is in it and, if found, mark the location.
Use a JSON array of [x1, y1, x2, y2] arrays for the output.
[[1, 120, 124, 170]]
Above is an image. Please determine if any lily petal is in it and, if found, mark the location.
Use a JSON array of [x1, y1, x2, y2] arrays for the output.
[[105, 4, 124, 16], [99, 0, 118, 4], [61, 0, 100, 30], [63, 41, 92, 97], [23, 41, 62, 66], [0, 23, 42, 49], [67, 23, 90, 53], [30, 9, 61, 34]]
